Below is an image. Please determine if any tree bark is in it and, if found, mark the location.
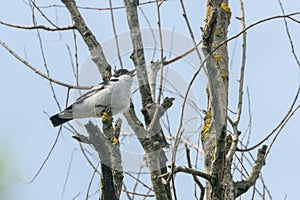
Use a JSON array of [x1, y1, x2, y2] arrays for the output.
[[123, 1, 172, 199], [61, 0, 111, 81], [201, 1, 267, 199], [202, 0, 231, 199]]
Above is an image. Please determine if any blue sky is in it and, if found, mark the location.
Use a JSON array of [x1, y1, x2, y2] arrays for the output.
[[1, 0, 300, 199]]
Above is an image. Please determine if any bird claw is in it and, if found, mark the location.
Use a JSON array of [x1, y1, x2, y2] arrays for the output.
[[101, 106, 113, 122]]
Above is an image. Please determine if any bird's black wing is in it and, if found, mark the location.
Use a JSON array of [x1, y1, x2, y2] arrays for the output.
[[110, 78, 119, 82], [50, 114, 72, 127], [75, 82, 108, 103]]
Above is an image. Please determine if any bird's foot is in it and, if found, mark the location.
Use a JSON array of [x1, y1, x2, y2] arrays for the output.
[[101, 106, 113, 122]]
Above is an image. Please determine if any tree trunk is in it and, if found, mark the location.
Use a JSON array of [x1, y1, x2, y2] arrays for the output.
[[201, 0, 232, 199]]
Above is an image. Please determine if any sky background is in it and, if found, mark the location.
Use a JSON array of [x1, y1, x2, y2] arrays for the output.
[[0, 0, 300, 199]]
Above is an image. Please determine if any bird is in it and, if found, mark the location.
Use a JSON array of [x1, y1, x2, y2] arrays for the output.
[[50, 69, 135, 127]]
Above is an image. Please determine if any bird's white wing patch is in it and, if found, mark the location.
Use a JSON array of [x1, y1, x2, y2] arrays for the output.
[[59, 110, 73, 119]]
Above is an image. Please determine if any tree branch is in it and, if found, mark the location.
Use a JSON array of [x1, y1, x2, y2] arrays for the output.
[[238, 86, 300, 152], [123, 100, 172, 200], [0, 40, 91, 90], [0, 20, 75, 31], [148, 60, 161, 101], [123, 0, 153, 108], [234, 145, 267, 197], [38, 0, 165, 11], [111, 119, 124, 198], [81, 121, 118, 200], [225, 0, 247, 163], [109, 0, 123, 69], [61, 0, 111, 81], [161, 166, 212, 182], [122, 1, 175, 199], [186, 146, 205, 200]]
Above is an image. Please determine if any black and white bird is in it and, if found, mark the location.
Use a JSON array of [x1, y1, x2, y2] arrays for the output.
[[50, 69, 135, 127]]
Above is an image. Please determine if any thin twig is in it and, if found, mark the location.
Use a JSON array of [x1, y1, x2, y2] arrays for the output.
[[71, 192, 81, 200], [266, 104, 300, 157], [30, 0, 60, 28], [79, 144, 102, 176], [145, 0, 165, 136], [21, 127, 62, 183], [86, 162, 100, 200], [61, 0, 111, 80], [161, 12, 300, 156], [109, 0, 123, 69], [0, 20, 75, 31], [142, 189, 154, 200], [132, 165, 144, 200], [235, 0, 247, 124], [73, 29, 79, 86], [86, 189, 100, 199], [163, 40, 202, 65], [172, 0, 204, 177], [277, 0, 300, 68], [138, 6, 157, 61], [38, 0, 165, 11], [155, 0, 165, 104], [233, 155, 249, 178], [226, 0, 247, 161], [241, 86, 253, 146], [260, 174, 273, 200], [122, 190, 155, 197], [33, 7, 63, 113], [186, 146, 205, 200], [0, 40, 91, 89], [61, 149, 76, 200], [162, 28, 175, 141], [125, 171, 153, 191], [162, 166, 212, 182], [287, 16, 300, 24], [122, 183, 133, 200], [123, 0, 153, 107], [167, 135, 203, 153], [239, 86, 300, 152]]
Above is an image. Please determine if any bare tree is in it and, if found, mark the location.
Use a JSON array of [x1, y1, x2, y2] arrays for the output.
[[1, 0, 299, 199]]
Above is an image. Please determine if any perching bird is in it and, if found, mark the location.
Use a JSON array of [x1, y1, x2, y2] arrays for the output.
[[50, 69, 135, 127]]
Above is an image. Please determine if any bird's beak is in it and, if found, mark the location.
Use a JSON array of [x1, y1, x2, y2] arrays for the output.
[[128, 69, 136, 77]]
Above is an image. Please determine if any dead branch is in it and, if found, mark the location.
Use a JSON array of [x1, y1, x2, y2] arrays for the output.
[[234, 145, 267, 197], [123, 0, 153, 108], [61, 0, 112, 81], [83, 121, 117, 200]]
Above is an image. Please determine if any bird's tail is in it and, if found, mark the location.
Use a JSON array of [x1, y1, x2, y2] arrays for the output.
[[50, 113, 72, 127]]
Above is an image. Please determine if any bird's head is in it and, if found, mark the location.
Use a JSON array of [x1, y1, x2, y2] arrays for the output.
[[113, 69, 136, 78]]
